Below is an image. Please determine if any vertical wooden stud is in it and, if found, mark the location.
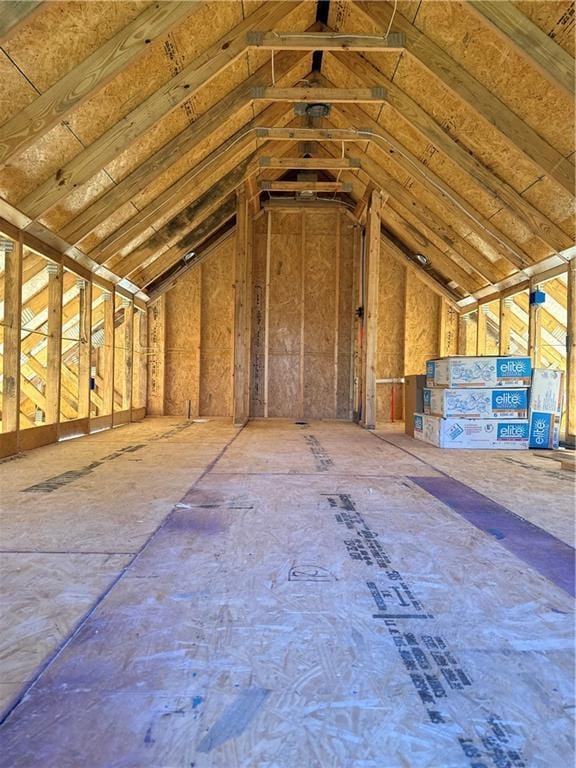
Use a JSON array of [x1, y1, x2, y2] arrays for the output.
[[263, 210, 271, 418], [233, 187, 252, 427], [123, 298, 134, 414], [45, 262, 63, 425], [102, 290, 115, 415], [361, 190, 382, 429], [499, 296, 512, 356], [299, 212, 306, 420], [146, 294, 165, 415], [77, 278, 92, 419], [528, 280, 542, 368], [1, 233, 22, 433], [565, 258, 575, 446], [476, 304, 487, 355], [333, 211, 341, 416]]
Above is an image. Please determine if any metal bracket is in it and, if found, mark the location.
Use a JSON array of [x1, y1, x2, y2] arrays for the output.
[[246, 31, 264, 46]]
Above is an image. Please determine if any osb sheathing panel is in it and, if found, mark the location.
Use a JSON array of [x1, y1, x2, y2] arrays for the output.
[[267, 216, 302, 418], [324, 56, 550, 266], [363, 135, 550, 266], [76, 105, 257, 256], [245, 0, 318, 83], [303, 214, 338, 419], [412, 1, 574, 157], [36, 57, 251, 232], [327, 0, 402, 83], [164, 268, 201, 418], [199, 237, 234, 417], [514, 0, 575, 56], [443, 301, 460, 357], [252, 209, 355, 420], [46, 50, 311, 246], [376, 250, 406, 423], [405, 272, 440, 377], [390, 52, 553, 196], [1, 2, 149, 97]]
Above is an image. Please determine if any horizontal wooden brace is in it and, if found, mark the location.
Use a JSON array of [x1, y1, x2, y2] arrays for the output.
[[258, 156, 360, 169], [255, 127, 370, 141], [251, 87, 386, 102], [259, 180, 352, 192], [246, 30, 405, 51]]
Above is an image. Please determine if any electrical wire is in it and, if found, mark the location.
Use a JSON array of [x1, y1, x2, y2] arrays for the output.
[[385, 0, 398, 40]]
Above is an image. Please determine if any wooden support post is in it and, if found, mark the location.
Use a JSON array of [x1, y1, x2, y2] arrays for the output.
[[565, 258, 576, 446], [1, 233, 22, 433], [528, 281, 542, 368], [123, 299, 134, 413], [233, 187, 252, 426], [102, 291, 115, 416], [45, 262, 63, 425], [131, 308, 147, 414], [476, 304, 488, 355], [77, 278, 92, 419], [499, 296, 512, 356], [459, 312, 477, 356], [361, 190, 382, 429], [147, 294, 166, 415]]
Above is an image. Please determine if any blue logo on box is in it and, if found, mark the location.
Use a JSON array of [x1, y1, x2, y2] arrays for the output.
[[529, 412, 552, 448], [423, 389, 432, 406], [496, 358, 531, 379], [497, 422, 529, 440], [448, 423, 464, 440], [426, 361, 435, 380], [492, 390, 528, 410], [414, 415, 423, 432]]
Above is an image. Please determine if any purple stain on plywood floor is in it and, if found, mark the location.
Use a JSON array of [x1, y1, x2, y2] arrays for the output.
[[196, 687, 270, 753], [410, 475, 575, 597]]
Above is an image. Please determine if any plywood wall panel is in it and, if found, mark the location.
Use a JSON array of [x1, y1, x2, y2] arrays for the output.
[[199, 237, 234, 416], [405, 272, 440, 377], [376, 250, 406, 422], [250, 207, 356, 421], [164, 268, 201, 418]]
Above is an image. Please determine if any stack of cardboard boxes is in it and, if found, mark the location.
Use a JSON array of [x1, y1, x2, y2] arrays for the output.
[[412, 356, 564, 450], [415, 356, 531, 449]]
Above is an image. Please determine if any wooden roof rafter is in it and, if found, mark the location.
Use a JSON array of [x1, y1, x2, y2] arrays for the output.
[[324, 52, 573, 258], [352, 1, 574, 194], [130, 137, 301, 287], [15, 0, 308, 222], [0, 1, 43, 45], [0, 1, 202, 166], [317, 140, 501, 289], [466, 0, 575, 97], [55, 47, 312, 245], [90, 101, 295, 266]]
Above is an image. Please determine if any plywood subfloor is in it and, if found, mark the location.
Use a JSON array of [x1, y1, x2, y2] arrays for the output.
[[0, 418, 573, 767]]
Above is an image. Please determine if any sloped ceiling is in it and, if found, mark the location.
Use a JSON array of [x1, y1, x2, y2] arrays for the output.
[[0, 0, 573, 301]]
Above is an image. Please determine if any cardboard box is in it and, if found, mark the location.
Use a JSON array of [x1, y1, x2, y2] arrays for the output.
[[404, 374, 426, 436], [414, 413, 529, 450], [529, 368, 564, 449], [426, 356, 532, 388], [423, 387, 528, 419]]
